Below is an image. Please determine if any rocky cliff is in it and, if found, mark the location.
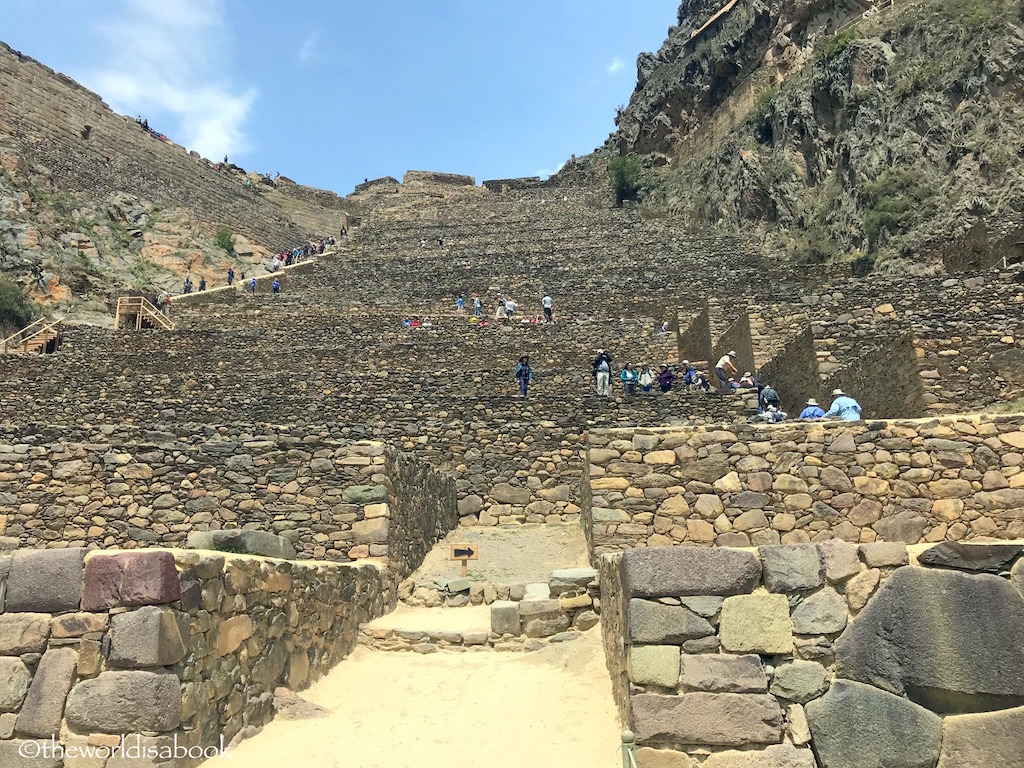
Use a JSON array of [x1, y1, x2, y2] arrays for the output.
[[574, 0, 1024, 273]]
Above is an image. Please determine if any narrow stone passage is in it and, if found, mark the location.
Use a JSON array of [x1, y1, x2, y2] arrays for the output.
[[225, 631, 620, 768]]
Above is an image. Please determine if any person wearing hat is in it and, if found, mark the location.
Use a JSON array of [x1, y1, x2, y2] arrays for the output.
[[658, 364, 675, 393], [800, 398, 825, 420], [823, 388, 862, 421], [593, 349, 613, 396], [737, 371, 757, 389], [715, 350, 739, 393]]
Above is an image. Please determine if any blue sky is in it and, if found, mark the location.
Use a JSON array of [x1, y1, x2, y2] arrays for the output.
[[2, 0, 677, 194]]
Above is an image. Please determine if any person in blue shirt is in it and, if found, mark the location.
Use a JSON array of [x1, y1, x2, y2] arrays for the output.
[[271, 278, 281, 295], [620, 363, 638, 396], [799, 398, 825, 420], [249, 277, 257, 295], [823, 389, 862, 421]]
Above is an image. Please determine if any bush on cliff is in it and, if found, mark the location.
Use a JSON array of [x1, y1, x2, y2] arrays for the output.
[[609, 156, 645, 207], [0, 277, 36, 333], [214, 228, 235, 255]]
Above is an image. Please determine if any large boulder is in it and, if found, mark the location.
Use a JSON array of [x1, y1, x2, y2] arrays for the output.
[[622, 548, 761, 598], [805, 680, 941, 768], [631, 692, 783, 747], [835, 567, 1024, 713], [65, 671, 181, 733], [186, 529, 296, 560]]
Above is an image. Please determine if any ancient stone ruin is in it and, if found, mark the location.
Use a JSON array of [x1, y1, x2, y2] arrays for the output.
[[1, 1, 1024, 766]]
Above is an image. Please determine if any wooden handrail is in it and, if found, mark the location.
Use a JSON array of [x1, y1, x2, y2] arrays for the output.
[[115, 296, 175, 330], [2, 317, 58, 353]]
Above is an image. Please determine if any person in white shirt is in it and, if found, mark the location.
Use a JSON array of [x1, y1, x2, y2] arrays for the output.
[[541, 295, 554, 322], [715, 351, 738, 393]]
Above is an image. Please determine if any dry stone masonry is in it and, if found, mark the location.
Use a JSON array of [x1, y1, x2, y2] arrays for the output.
[[600, 541, 1024, 767]]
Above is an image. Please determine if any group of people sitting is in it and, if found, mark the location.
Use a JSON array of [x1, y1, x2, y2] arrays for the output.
[[591, 351, 713, 397]]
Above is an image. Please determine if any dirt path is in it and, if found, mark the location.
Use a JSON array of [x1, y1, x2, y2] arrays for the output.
[[223, 631, 620, 768], [413, 523, 591, 584]]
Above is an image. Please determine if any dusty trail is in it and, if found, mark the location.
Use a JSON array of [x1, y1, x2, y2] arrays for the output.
[[224, 630, 620, 768]]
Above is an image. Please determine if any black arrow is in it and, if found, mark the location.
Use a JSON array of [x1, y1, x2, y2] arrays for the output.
[[454, 547, 475, 559]]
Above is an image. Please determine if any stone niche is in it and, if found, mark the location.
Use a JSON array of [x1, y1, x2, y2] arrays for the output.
[[599, 541, 1024, 768]]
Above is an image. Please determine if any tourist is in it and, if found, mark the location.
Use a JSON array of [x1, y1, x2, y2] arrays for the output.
[[473, 294, 482, 317], [658, 364, 675, 393], [542, 294, 554, 323], [639, 365, 655, 394], [272, 256, 281, 272], [249, 277, 257, 295], [456, 294, 464, 314], [198, 277, 206, 292], [160, 291, 171, 316], [495, 298, 505, 321], [504, 297, 518, 320], [593, 349, 612, 396], [737, 372, 757, 389], [227, 268, 235, 286], [419, 238, 426, 248], [515, 355, 532, 398], [182, 276, 193, 294], [823, 388, 863, 421], [679, 360, 696, 392], [271, 278, 281, 295], [759, 383, 782, 412], [760, 406, 788, 423], [800, 398, 825, 420], [621, 363, 638, 396], [692, 370, 712, 393], [715, 351, 738, 393]]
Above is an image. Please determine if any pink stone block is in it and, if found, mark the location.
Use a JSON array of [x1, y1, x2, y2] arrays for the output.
[[81, 552, 181, 611]]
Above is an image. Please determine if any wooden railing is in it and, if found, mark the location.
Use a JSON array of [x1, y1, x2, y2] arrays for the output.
[[2, 317, 62, 354], [114, 296, 175, 331]]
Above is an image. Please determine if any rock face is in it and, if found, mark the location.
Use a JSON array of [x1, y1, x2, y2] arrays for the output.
[[631, 692, 783, 747], [835, 567, 1024, 713], [621, 548, 761, 597], [805, 680, 942, 768]]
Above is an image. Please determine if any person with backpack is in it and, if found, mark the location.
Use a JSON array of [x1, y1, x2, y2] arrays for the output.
[[679, 360, 696, 392], [514, 355, 533, 398], [198, 276, 207, 292], [182, 276, 193, 294], [620, 363, 638, 396], [759, 383, 782, 413], [593, 349, 612, 396], [249, 277, 257, 295], [638, 365, 655, 394], [272, 278, 281, 295]]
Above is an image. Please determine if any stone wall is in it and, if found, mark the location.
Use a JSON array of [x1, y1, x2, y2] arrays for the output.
[[585, 415, 1024, 556], [600, 541, 1024, 767], [0, 425, 456, 571], [677, 303, 712, 365], [0, 547, 386, 767], [402, 171, 476, 187], [0, 43, 343, 253], [823, 330, 926, 419]]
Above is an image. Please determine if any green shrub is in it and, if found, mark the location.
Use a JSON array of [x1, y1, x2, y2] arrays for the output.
[[214, 228, 235, 254], [0, 277, 36, 332], [862, 168, 937, 251], [608, 156, 645, 207], [819, 27, 862, 62]]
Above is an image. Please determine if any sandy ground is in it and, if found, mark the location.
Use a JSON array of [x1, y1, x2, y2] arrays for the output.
[[414, 524, 591, 584], [222, 630, 621, 768]]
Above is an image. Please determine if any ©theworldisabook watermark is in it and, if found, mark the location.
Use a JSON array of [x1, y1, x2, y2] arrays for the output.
[[19, 734, 233, 761]]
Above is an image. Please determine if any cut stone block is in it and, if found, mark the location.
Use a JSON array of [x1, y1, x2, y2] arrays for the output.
[[836, 567, 1024, 713], [631, 692, 783, 748], [759, 545, 824, 592], [769, 661, 830, 704], [630, 645, 681, 688], [937, 705, 1024, 768], [490, 601, 520, 635], [917, 542, 1023, 574], [0, 741, 62, 768], [0, 658, 31, 712], [81, 551, 181, 611], [5, 548, 85, 613], [679, 654, 767, 693], [549, 567, 597, 595], [108, 606, 187, 668], [701, 744, 818, 768], [524, 614, 570, 638], [0, 614, 51, 655], [622, 547, 761, 598], [791, 588, 848, 635], [341, 484, 388, 503], [806, 680, 941, 768], [819, 539, 861, 583], [15, 648, 78, 738], [628, 599, 714, 644], [186, 529, 296, 559], [65, 671, 182, 733], [719, 593, 793, 654]]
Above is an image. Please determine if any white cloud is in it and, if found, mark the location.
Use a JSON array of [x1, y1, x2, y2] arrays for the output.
[[537, 162, 566, 179], [606, 57, 625, 75], [298, 31, 320, 63], [82, 0, 257, 160]]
